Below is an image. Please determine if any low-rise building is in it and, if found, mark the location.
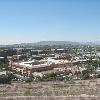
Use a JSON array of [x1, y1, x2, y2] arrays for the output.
[[11, 58, 73, 76]]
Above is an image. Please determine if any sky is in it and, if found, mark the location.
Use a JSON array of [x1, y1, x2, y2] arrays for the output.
[[0, 0, 100, 44]]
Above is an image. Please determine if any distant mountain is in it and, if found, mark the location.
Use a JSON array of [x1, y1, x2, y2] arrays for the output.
[[0, 41, 100, 48], [32, 41, 100, 46], [93, 41, 100, 45], [32, 41, 80, 46], [82, 41, 100, 46]]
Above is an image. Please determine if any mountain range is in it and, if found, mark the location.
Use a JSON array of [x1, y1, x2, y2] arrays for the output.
[[0, 41, 100, 48]]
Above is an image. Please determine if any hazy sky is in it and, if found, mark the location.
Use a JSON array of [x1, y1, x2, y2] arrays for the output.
[[0, 0, 100, 44]]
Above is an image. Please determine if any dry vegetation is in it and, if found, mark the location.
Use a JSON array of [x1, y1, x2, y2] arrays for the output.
[[0, 79, 100, 100]]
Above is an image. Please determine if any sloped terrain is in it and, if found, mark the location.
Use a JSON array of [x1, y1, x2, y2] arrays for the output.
[[0, 79, 100, 100]]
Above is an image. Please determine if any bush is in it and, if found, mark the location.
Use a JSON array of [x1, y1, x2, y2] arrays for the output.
[[97, 74, 100, 78], [24, 90, 31, 96], [81, 70, 90, 80], [0, 74, 12, 84]]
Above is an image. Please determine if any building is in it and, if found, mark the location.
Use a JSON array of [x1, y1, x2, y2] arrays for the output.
[[11, 58, 73, 76]]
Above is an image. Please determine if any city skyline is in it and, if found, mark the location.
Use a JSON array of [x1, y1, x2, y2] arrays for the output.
[[0, 0, 100, 44]]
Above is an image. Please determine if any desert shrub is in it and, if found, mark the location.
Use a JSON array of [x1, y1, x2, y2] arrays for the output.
[[81, 70, 89, 80], [24, 89, 31, 96]]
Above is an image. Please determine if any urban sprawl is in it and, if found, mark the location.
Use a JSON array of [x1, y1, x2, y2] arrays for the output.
[[0, 44, 100, 84]]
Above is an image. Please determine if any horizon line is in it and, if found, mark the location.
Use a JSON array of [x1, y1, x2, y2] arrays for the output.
[[0, 40, 99, 45]]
